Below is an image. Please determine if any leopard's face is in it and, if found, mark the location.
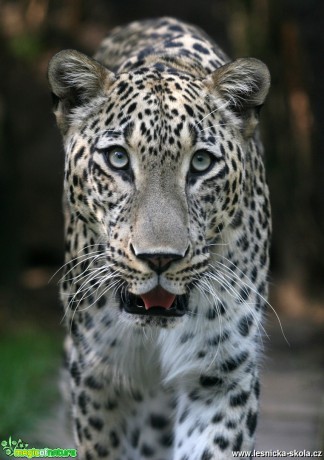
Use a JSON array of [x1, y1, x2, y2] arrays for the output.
[[63, 70, 245, 322]]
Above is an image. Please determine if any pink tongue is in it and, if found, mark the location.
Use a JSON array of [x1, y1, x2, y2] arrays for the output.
[[140, 286, 176, 310]]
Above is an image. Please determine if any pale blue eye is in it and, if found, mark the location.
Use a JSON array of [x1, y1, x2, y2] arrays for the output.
[[107, 146, 129, 170], [191, 150, 213, 173]]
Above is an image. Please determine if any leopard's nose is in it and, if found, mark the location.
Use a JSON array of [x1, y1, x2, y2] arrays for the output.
[[130, 245, 187, 274], [142, 254, 180, 273]]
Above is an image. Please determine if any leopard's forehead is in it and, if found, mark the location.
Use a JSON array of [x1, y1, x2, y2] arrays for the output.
[[78, 69, 235, 164], [113, 72, 203, 151], [104, 69, 213, 126]]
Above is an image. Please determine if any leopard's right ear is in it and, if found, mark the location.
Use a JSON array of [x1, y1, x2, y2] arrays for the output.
[[48, 50, 115, 133]]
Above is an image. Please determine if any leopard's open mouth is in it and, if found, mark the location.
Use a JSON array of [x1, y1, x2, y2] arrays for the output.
[[120, 291, 188, 317]]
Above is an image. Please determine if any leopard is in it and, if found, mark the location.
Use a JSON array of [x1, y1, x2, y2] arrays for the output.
[[48, 16, 271, 460]]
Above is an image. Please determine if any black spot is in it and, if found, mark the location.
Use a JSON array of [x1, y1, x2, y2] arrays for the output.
[[140, 443, 155, 457], [75, 417, 82, 442], [197, 350, 206, 358], [131, 429, 140, 448], [211, 413, 223, 423], [179, 407, 190, 424], [206, 334, 219, 347], [249, 215, 255, 232], [168, 24, 184, 32], [70, 361, 81, 386], [232, 431, 243, 451], [105, 113, 114, 126], [214, 435, 229, 450], [201, 449, 213, 460], [150, 413, 169, 429], [251, 266, 258, 283], [254, 379, 260, 399], [226, 420, 237, 429], [193, 43, 210, 54], [131, 390, 143, 402], [246, 410, 258, 437], [230, 391, 250, 407], [105, 398, 118, 410], [221, 351, 249, 372], [97, 296, 107, 309], [78, 391, 88, 415], [200, 375, 223, 387], [84, 375, 103, 390], [74, 146, 85, 164], [180, 332, 194, 343], [218, 301, 226, 315], [88, 416, 104, 431], [239, 287, 251, 302], [238, 315, 254, 337], [239, 235, 249, 251], [188, 389, 200, 401], [187, 423, 195, 437], [159, 432, 173, 447], [206, 308, 216, 320], [110, 430, 120, 448], [127, 102, 137, 114], [85, 451, 93, 460], [83, 427, 92, 440], [117, 81, 128, 95], [94, 443, 109, 457], [165, 40, 183, 48], [153, 62, 165, 72], [184, 104, 194, 117], [220, 330, 230, 342]]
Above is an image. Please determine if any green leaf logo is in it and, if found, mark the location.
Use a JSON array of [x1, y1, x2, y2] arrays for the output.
[[1, 437, 28, 456]]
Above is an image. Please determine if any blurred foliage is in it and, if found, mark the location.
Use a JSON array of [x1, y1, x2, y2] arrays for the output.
[[9, 33, 43, 61], [0, 328, 62, 435]]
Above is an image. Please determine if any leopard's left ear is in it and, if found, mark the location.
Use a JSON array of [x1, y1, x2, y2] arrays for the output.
[[205, 58, 270, 137]]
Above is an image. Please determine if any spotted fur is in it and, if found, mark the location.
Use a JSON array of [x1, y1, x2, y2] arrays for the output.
[[48, 17, 271, 459]]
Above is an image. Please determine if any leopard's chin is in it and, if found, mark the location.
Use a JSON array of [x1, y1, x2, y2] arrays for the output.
[[119, 291, 189, 317]]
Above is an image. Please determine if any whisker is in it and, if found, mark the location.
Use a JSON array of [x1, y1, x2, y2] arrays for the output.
[[215, 256, 289, 345], [193, 100, 229, 129]]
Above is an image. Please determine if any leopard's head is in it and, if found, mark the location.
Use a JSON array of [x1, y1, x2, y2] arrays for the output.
[[48, 50, 270, 326]]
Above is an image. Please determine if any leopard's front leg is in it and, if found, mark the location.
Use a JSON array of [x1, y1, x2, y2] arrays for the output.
[[173, 371, 259, 459], [68, 345, 131, 460], [68, 341, 177, 460]]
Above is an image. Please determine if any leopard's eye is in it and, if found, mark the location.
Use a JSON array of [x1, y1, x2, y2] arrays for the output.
[[105, 146, 129, 170], [190, 150, 213, 173]]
